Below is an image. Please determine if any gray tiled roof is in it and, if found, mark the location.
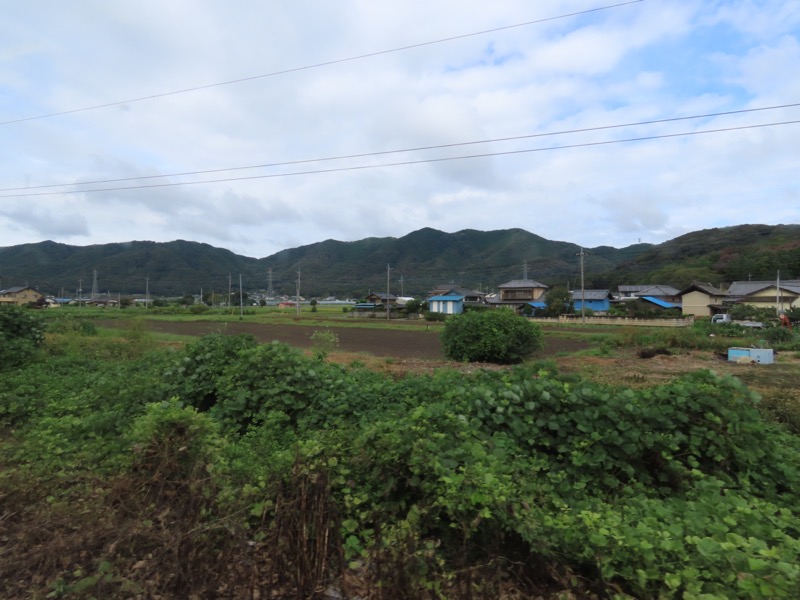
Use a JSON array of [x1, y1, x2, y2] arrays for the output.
[[498, 279, 549, 289], [727, 280, 800, 297], [679, 282, 727, 296], [637, 285, 681, 297], [570, 289, 612, 300]]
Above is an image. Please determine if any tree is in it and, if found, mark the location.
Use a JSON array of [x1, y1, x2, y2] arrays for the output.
[[441, 309, 543, 364], [404, 299, 421, 314], [543, 286, 573, 317]]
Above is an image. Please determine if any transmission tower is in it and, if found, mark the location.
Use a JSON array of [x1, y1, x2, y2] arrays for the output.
[[267, 268, 275, 298], [90, 269, 99, 300]]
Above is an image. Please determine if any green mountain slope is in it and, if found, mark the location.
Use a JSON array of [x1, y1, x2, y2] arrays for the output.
[[1, 224, 797, 298]]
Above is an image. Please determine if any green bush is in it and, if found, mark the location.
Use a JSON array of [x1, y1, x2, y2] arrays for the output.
[[441, 308, 543, 364], [0, 306, 45, 370], [165, 333, 258, 412]]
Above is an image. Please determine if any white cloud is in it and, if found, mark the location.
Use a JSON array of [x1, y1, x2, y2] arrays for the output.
[[0, 0, 798, 264]]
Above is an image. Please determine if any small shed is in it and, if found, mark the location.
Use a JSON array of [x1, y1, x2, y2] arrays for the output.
[[427, 294, 465, 315]]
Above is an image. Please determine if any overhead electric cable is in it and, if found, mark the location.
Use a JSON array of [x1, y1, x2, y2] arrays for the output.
[[2, 101, 797, 192], [1, 117, 797, 198], [1, 1, 644, 126]]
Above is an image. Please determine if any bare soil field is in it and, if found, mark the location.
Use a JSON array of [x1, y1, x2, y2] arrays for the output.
[[105, 319, 800, 408], [135, 319, 591, 360]]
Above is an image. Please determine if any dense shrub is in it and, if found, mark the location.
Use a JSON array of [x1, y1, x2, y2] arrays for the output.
[[441, 308, 543, 363], [164, 333, 257, 412], [0, 306, 45, 370]]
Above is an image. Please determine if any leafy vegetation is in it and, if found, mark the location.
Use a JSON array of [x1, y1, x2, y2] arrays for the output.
[[2, 309, 800, 598], [0, 305, 45, 370], [441, 309, 544, 363]]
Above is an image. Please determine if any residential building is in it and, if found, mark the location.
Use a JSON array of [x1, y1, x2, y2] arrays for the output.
[[728, 280, 800, 312], [365, 292, 398, 306], [488, 279, 549, 308], [0, 286, 45, 307], [678, 282, 728, 317], [427, 286, 486, 307], [570, 289, 613, 313]]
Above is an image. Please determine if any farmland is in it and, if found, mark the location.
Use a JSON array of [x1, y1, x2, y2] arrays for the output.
[[2, 308, 800, 598]]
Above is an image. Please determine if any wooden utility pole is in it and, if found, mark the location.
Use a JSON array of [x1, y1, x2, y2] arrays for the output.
[[386, 264, 391, 320], [296, 270, 301, 316], [576, 249, 588, 323]]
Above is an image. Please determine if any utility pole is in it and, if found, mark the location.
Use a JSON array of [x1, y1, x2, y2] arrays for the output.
[[267, 268, 274, 298], [399, 275, 405, 297], [295, 270, 301, 316], [91, 269, 98, 300], [576, 248, 589, 323], [386, 264, 392, 320], [777, 270, 782, 314], [228, 274, 232, 314], [239, 273, 244, 318], [78, 278, 83, 308], [145, 276, 149, 310]]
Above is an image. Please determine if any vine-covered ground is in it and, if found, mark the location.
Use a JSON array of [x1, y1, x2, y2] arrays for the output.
[[2, 315, 799, 598]]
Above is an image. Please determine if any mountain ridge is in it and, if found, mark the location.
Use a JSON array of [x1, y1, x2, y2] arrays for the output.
[[1, 224, 798, 298]]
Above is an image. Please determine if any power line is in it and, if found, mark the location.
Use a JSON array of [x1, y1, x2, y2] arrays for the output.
[[0, 1, 644, 126], [2, 118, 798, 198], [4, 101, 797, 193]]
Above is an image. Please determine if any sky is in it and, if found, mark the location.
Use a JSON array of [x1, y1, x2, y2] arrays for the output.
[[1, 0, 799, 259]]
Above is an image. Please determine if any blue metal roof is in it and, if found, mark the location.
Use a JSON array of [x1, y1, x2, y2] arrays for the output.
[[427, 295, 464, 302], [640, 296, 680, 309], [527, 301, 547, 309]]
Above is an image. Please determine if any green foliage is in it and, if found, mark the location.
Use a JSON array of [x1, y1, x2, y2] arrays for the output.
[[44, 313, 98, 336], [3, 322, 800, 598], [729, 304, 776, 322], [310, 329, 339, 360], [441, 309, 543, 364], [128, 398, 222, 482], [403, 298, 421, 314], [164, 333, 257, 412], [543, 286, 573, 317], [0, 306, 45, 370], [210, 341, 353, 432]]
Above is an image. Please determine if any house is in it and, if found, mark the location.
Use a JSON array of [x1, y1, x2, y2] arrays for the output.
[[85, 298, 119, 308], [489, 279, 549, 308], [0, 286, 45, 307], [570, 289, 613, 313], [617, 284, 680, 303], [637, 285, 681, 304], [365, 292, 398, 306], [427, 286, 486, 307], [728, 280, 800, 312], [426, 294, 465, 315], [617, 284, 651, 298], [679, 282, 728, 317]]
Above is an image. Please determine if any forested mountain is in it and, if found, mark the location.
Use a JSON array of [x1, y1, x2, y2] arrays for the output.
[[1, 224, 798, 298]]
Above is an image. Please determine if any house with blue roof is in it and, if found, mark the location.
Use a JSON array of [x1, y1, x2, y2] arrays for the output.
[[427, 294, 465, 315]]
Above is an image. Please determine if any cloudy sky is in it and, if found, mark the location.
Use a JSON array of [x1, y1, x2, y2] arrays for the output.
[[2, 0, 799, 258]]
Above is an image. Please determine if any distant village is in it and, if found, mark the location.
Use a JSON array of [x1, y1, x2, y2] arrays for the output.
[[2, 276, 798, 319]]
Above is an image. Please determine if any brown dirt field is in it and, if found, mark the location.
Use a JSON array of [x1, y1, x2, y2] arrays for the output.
[[134, 319, 591, 360]]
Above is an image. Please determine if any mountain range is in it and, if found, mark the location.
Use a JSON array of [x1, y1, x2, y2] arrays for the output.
[[1, 224, 798, 299]]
